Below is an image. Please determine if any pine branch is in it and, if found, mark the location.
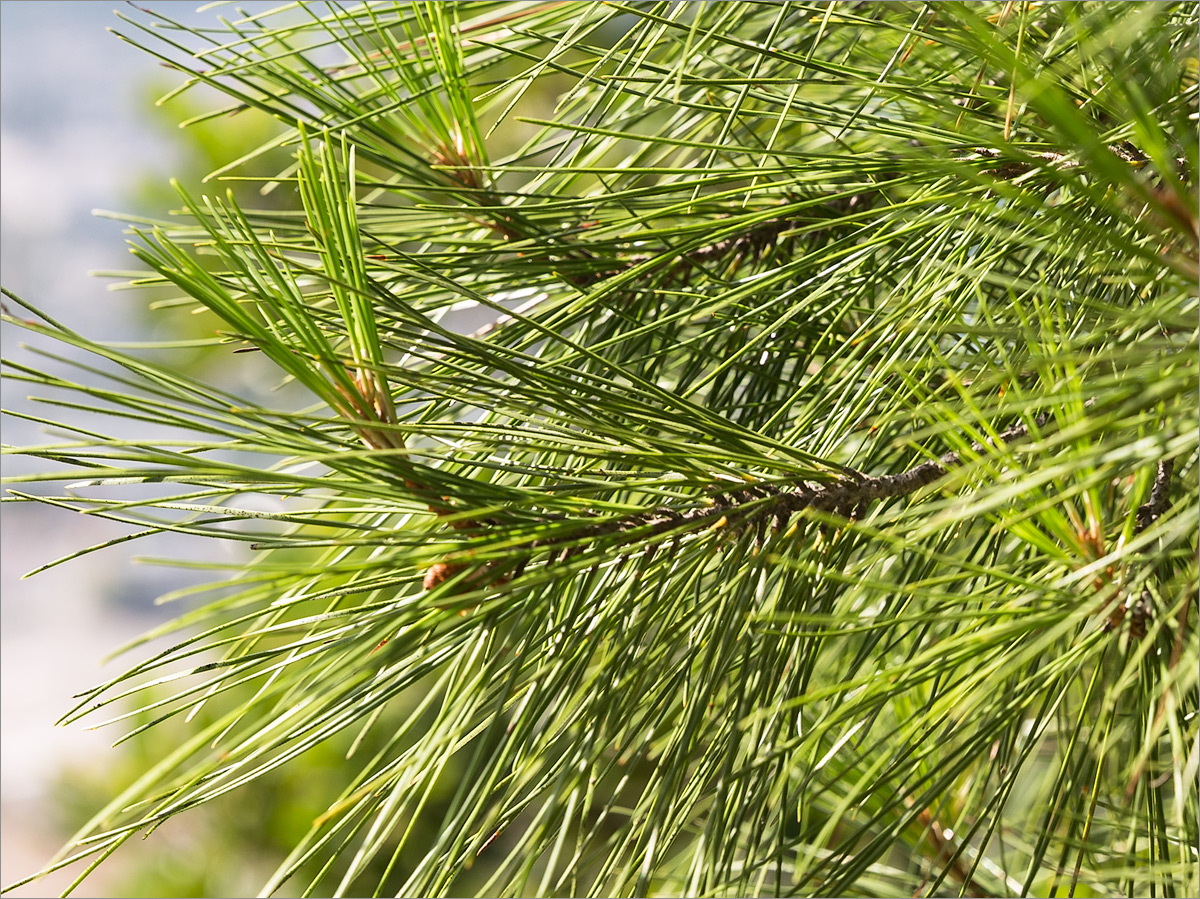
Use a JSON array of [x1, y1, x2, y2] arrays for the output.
[[426, 409, 1058, 592], [970, 141, 1186, 179], [6, 3, 1195, 896], [1136, 459, 1175, 533], [1108, 458, 1179, 639]]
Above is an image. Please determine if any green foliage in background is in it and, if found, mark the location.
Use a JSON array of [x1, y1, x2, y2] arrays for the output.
[[4, 2, 1197, 897], [123, 75, 297, 378]]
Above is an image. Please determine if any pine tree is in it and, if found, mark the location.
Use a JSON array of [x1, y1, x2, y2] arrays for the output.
[[3, 2, 1196, 897]]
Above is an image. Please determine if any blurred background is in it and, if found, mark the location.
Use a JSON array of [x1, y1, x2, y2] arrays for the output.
[[2, 3, 289, 894]]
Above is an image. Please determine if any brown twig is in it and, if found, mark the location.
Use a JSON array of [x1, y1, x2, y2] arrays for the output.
[[425, 410, 1053, 592], [1106, 459, 1176, 637], [971, 142, 1166, 174], [913, 806, 988, 898], [1136, 459, 1175, 533]]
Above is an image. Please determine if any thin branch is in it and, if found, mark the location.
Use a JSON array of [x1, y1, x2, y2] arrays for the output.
[[584, 409, 1051, 538], [1106, 458, 1176, 636], [427, 410, 1055, 591], [1135, 458, 1174, 533], [971, 142, 1187, 180]]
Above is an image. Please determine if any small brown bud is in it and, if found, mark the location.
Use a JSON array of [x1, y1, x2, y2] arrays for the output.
[[423, 561, 466, 591]]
